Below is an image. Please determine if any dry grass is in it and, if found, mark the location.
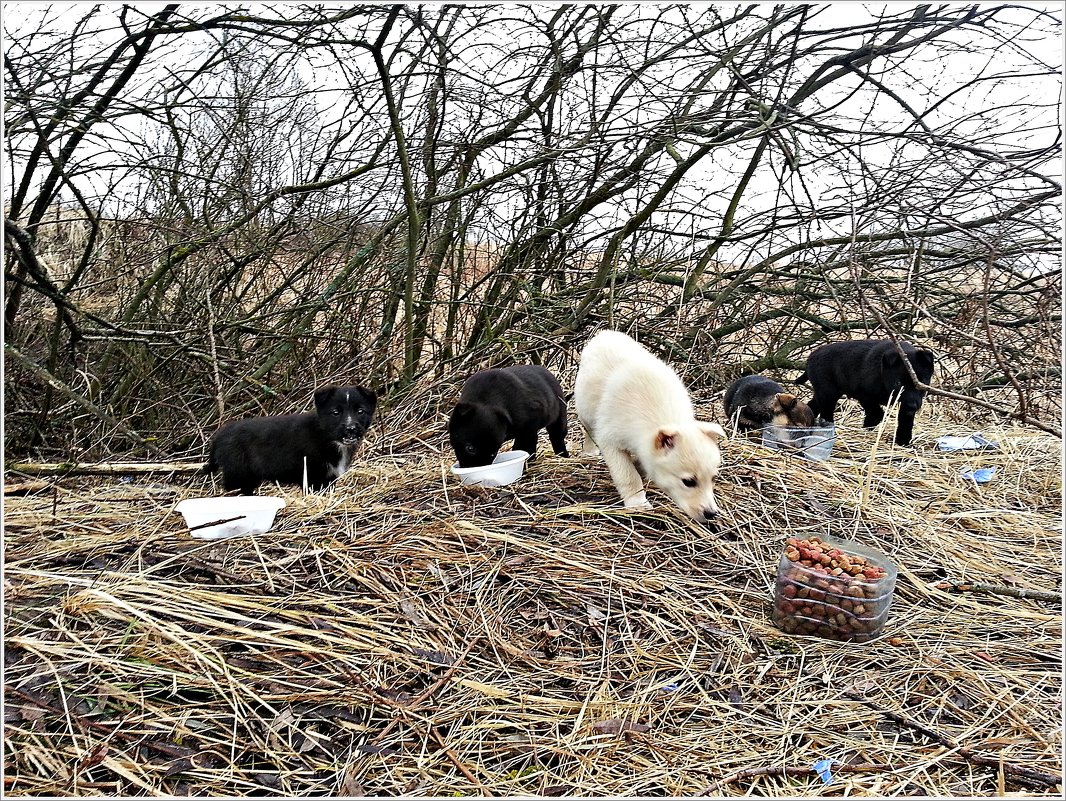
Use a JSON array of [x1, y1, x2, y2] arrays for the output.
[[3, 397, 1062, 797]]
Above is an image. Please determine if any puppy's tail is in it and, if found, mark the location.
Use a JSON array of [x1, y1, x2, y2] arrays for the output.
[[794, 371, 809, 385], [203, 454, 218, 474]]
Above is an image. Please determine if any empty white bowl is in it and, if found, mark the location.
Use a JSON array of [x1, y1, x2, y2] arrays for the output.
[[174, 496, 286, 540], [450, 450, 530, 487], [763, 425, 836, 462]]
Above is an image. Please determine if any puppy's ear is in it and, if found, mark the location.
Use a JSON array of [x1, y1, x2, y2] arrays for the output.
[[882, 351, 902, 370], [453, 401, 475, 418], [495, 407, 512, 428], [655, 428, 678, 451], [314, 385, 338, 409], [775, 393, 798, 411], [699, 422, 727, 442], [358, 386, 378, 404], [915, 349, 935, 371]]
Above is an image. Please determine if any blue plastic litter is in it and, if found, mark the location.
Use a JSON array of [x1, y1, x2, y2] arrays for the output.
[[812, 757, 835, 784], [937, 434, 999, 451], [961, 466, 997, 483], [660, 682, 680, 692]]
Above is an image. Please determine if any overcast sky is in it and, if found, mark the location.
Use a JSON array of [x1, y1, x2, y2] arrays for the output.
[[4, 3, 1062, 273]]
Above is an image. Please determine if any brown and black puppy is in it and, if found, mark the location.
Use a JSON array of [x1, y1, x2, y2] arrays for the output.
[[723, 375, 816, 433], [796, 339, 934, 446], [206, 385, 377, 494], [449, 365, 569, 468]]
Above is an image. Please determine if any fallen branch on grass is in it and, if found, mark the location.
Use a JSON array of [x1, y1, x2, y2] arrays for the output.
[[935, 580, 1060, 604], [844, 691, 1062, 790], [3, 480, 52, 496], [8, 461, 207, 476]]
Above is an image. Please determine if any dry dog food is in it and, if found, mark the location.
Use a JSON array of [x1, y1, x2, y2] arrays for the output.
[[772, 535, 897, 642]]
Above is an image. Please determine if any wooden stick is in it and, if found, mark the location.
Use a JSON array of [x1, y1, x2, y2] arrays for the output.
[[8, 461, 207, 476], [844, 691, 1062, 790], [429, 726, 495, 796], [935, 580, 1060, 604], [186, 515, 246, 533], [3, 480, 52, 495]]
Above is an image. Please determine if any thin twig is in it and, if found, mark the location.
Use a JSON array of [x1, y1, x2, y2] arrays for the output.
[[934, 580, 1061, 604], [5, 344, 168, 458], [698, 763, 896, 795], [8, 461, 206, 475], [844, 691, 1062, 790]]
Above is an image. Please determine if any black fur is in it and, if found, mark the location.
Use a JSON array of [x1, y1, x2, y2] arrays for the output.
[[449, 365, 569, 468], [206, 385, 377, 494], [796, 339, 934, 446], [723, 375, 816, 432]]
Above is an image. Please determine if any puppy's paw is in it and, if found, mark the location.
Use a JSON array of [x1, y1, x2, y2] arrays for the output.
[[623, 492, 651, 509]]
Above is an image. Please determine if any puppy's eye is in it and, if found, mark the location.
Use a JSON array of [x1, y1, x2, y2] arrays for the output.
[[331, 409, 341, 415], [682, 477, 698, 488], [465, 444, 477, 454]]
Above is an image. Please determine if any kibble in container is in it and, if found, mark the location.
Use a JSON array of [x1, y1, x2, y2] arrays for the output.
[[772, 535, 897, 642]]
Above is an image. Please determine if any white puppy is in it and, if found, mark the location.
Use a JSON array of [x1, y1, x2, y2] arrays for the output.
[[574, 330, 726, 521]]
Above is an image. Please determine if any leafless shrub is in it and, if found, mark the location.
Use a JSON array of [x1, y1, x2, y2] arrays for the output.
[[4, 3, 1060, 459]]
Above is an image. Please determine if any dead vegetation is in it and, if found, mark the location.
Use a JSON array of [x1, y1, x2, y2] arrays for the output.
[[4, 397, 1061, 797], [5, 7, 1060, 794]]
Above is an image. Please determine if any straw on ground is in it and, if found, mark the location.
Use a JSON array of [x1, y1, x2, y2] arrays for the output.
[[3, 401, 1061, 796]]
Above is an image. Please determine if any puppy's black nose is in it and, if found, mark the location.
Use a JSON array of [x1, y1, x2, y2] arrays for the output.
[[703, 509, 717, 520]]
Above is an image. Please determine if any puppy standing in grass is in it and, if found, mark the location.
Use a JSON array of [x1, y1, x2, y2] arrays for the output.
[[206, 384, 376, 495], [797, 339, 934, 446], [574, 330, 726, 521], [449, 365, 569, 468], [723, 375, 817, 433]]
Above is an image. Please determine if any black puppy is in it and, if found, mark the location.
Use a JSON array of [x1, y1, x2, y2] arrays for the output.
[[723, 375, 817, 433], [206, 384, 377, 494], [796, 339, 934, 446], [449, 365, 569, 468]]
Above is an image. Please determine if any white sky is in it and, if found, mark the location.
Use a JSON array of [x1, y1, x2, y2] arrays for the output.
[[3, 2, 1062, 272]]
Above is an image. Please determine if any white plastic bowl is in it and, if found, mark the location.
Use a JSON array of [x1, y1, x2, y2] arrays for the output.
[[762, 425, 836, 462], [174, 496, 286, 540], [450, 450, 530, 487]]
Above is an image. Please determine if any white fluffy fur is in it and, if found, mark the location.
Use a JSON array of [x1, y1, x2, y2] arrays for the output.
[[574, 330, 726, 521]]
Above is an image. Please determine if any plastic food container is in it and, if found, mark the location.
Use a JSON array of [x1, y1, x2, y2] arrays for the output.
[[450, 450, 530, 487], [175, 496, 286, 540], [772, 535, 897, 642], [763, 424, 836, 461]]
